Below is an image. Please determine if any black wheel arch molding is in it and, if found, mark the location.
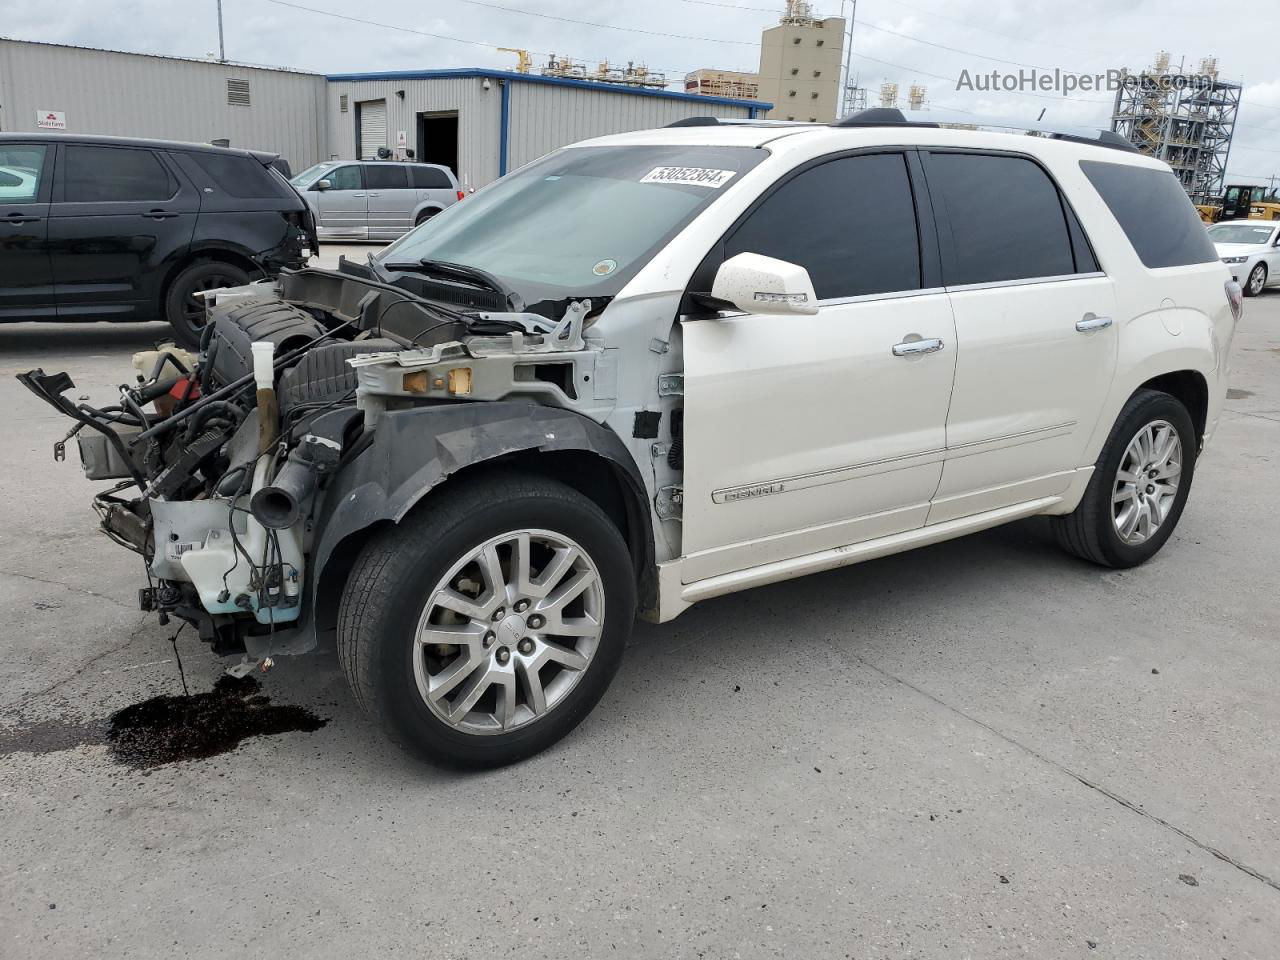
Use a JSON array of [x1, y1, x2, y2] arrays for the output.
[[285, 400, 655, 658]]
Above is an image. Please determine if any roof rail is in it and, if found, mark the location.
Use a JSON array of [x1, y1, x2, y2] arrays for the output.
[[664, 116, 817, 128], [833, 107, 939, 128], [892, 109, 1140, 154]]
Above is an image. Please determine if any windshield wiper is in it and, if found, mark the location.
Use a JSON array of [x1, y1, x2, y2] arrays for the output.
[[380, 258, 524, 311]]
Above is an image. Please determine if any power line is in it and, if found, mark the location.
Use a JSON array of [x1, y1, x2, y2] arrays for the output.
[[259, 0, 715, 78], [445, 0, 756, 46]]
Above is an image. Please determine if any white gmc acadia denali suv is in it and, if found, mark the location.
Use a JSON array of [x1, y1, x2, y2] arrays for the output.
[[25, 110, 1241, 766]]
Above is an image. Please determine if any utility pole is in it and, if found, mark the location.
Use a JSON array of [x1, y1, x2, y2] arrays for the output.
[[840, 0, 857, 115], [216, 0, 226, 62]]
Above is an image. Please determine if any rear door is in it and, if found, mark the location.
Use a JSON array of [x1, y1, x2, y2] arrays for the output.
[[923, 149, 1118, 523], [681, 151, 957, 581], [312, 164, 368, 239], [364, 163, 415, 240], [0, 142, 55, 319], [49, 142, 199, 320]]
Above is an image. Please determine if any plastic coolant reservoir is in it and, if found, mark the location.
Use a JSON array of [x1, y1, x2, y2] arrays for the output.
[[179, 455, 305, 624]]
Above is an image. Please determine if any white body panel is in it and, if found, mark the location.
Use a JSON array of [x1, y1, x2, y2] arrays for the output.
[[681, 291, 957, 580]]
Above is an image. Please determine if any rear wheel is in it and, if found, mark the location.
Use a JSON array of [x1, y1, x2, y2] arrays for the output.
[[337, 472, 636, 768], [414, 208, 439, 227], [1052, 389, 1196, 568], [164, 260, 251, 348], [1245, 262, 1267, 297]]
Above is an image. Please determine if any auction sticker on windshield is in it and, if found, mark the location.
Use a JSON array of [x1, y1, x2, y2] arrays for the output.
[[640, 166, 737, 188]]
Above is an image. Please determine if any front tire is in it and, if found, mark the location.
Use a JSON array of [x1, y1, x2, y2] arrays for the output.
[[1245, 262, 1267, 297], [337, 472, 636, 769], [164, 260, 251, 348], [1052, 389, 1196, 568]]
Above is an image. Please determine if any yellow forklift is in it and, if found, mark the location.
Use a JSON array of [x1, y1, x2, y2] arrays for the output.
[[1197, 184, 1280, 223]]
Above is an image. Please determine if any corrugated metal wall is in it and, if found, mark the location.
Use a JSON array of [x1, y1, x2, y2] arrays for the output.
[[507, 83, 752, 171], [0, 40, 327, 170], [324, 77, 501, 188]]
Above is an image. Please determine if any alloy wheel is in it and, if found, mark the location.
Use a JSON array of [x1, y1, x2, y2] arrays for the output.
[[412, 529, 605, 735], [1111, 419, 1182, 545], [183, 273, 237, 327], [1249, 264, 1266, 296]]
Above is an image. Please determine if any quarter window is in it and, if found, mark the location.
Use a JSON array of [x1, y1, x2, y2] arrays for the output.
[[725, 152, 921, 299], [0, 144, 47, 202], [64, 146, 175, 203], [1080, 159, 1218, 269], [927, 152, 1076, 285], [365, 164, 409, 189], [410, 165, 454, 189]]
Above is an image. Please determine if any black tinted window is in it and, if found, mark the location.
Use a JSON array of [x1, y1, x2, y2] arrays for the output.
[[410, 165, 453, 189], [365, 165, 408, 189], [928, 152, 1075, 285], [64, 145, 174, 202], [726, 152, 920, 299], [1080, 160, 1218, 268], [189, 152, 284, 198]]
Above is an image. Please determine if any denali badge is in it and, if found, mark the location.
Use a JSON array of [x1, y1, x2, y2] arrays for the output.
[[713, 481, 786, 504]]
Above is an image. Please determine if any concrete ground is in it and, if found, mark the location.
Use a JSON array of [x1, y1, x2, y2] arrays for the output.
[[1, 286, 1278, 960]]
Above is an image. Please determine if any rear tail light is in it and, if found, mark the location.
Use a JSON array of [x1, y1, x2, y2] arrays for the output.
[[456, 190, 465, 202], [1225, 279, 1243, 322]]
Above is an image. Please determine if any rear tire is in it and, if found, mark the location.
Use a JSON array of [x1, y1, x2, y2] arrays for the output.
[[414, 208, 439, 227], [1052, 389, 1196, 568], [164, 260, 251, 348], [337, 472, 636, 769]]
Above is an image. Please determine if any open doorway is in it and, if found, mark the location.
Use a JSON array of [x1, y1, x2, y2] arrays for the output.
[[416, 111, 459, 181]]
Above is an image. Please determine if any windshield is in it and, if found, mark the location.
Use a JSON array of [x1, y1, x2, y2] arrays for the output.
[[378, 145, 766, 308], [1208, 223, 1275, 245], [291, 163, 333, 188]]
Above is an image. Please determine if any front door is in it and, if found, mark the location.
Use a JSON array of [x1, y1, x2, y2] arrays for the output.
[[312, 164, 368, 239], [680, 151, 957, 582], [49, 143, 199, 320], [0, 142, 55, 320], [920, 150, 1119, 523]]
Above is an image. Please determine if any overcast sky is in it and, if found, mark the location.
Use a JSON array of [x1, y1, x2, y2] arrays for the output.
[[7, 0, 1280, 184]]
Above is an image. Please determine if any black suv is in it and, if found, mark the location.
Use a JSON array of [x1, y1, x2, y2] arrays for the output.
[[0, 133, 315, 346]]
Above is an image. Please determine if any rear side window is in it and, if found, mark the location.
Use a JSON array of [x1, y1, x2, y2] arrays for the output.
[[189, 152, 285, 198], [410, 165, 454, 189], [0, 144, 48, 201], [64, 145, 175, 202], [926, 152, 1075, 285], [365, 165, 408, 189], [1080, 160, 1218, 268], [725, 152, 921, 299]]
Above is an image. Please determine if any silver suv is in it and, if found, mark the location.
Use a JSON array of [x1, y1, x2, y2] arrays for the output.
[[291, 160, 462, 241]]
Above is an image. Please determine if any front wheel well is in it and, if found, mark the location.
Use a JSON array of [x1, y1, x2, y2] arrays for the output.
[[312, 449, 655, 642], [1138, 370, 1208, 449]]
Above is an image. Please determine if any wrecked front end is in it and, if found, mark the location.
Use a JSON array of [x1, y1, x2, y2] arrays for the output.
[[17, 264, 612, 665]]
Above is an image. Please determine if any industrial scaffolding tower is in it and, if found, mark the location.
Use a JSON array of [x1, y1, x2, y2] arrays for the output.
[[1111, 53, 1241, 204]]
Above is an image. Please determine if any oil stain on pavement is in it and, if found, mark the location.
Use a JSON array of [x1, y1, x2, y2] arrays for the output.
[[0, 675, 326, 768]]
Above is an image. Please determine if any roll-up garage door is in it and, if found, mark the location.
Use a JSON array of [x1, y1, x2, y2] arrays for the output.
[[358, 99, 387, 159]]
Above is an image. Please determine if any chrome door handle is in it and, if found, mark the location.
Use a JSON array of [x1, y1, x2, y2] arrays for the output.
[[892, 337, 944, 357], [1076, 313, 1113, 332], [367, 192, 380, 197]]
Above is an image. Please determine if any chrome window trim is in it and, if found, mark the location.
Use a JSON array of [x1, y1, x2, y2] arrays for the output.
[[944, 272, 1106, 294], [817, 286, 947, 307]]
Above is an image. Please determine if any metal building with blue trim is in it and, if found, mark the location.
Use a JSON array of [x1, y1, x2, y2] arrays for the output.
[[324, 68, 769, 189]]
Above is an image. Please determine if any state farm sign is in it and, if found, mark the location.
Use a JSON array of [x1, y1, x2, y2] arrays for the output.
[[36, 110, 66, 130]]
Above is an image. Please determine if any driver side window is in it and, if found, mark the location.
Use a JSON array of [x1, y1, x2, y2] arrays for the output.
[[327, 165, 363, 191], [724, 152, 922, 300]]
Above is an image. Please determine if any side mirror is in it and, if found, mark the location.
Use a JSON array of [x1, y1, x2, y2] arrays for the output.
[[710, 252, 819, 316], [314, 178, 332, 191]]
